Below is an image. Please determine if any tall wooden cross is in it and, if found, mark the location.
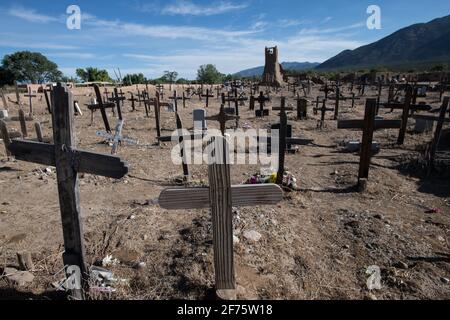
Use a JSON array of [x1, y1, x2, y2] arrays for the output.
[[397, 86, 413, 145], [314, 99, 334, 129], [14, 81, 21, 106], [338, 98, 401, 191], [24, 87, 36, 115], [5, 83, 129, 299], [158, 109, 282, 300]]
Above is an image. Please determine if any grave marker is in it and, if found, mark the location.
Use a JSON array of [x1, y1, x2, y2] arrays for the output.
[[5, 83, 129, 299]]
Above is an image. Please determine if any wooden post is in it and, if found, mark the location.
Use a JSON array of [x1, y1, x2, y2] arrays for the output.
[[155, 91, 161, 142], [19, 109, 28, 138], [175, 113, 189, 179], [297, 98, 307, 120], [35, 122, 43, 142], [358, 99, 377, 188], [15, 81, 21, 106], [1, 88, 8, 109], [427, 97, 449, 166], [17, 251, 34, 271], [208, 136, 235, 300], [397, 86, 413, 145], [333, 86, 340, 120], [276, 97, 287, 185], [0, 120, 12, 156], [52, 83, 87, 300], [93, 85, 112, 133]]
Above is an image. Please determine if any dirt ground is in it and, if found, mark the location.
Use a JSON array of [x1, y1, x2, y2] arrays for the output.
[[0, 83, 449, 300]]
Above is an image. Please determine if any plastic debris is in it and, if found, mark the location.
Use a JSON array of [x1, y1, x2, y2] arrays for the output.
[[102, 255, 120, 267], [244, 171, 298, 190]]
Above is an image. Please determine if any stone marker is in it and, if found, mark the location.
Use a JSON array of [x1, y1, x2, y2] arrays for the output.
[[193, 109, 207, 131]]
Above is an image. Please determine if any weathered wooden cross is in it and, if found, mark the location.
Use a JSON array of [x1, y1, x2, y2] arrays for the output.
[[337, 98, 401, 191], [158, 107, 282, 300], [255, 91, 270, 118], [1, 88, 8, 109], [201, 89, 215, 108], [24, 87, 36, 115], [5, 83, 129, 299]]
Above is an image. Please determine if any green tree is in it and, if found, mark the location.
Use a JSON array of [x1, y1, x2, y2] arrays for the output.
[[197, 64, 224, 84], [161, 71, 178, 83], [430, 64, 446, 72], [123, 73, 147, 85], [0, 66, 14, 86], [2, 51, 62, 83], [76, 67, 112, 83], [176, 78, 190, 84]]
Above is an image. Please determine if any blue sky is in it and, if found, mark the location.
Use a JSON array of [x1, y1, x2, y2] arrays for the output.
[[0, 0, 449, 80]]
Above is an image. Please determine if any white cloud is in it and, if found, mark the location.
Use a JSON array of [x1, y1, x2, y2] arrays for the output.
[[162, 1, 248, 16], [278, 19, 310, 27], [8, 7, 59, 23], [0, 40, 78, 50], [298, 22, 366, 35]]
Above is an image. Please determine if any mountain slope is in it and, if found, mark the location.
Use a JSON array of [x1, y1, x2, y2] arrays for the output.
[[235, 62, 319, 77], [316, 14, 450, 70]]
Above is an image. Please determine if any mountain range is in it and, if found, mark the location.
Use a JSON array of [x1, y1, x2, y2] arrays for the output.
[[316, 14, 450, 71], [234, 14, 450, 75]]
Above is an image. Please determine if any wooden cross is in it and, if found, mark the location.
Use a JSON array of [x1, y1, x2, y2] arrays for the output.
[[206, 105, 238, 135], [313, 99, 334, 129], [128, 92, 138, 111], [156, 84, 165, 100], [2, 108, 32, 138], [24, 87, 37, 115], [296, 97, 308, 120], [158, 112, 282, 300], [5, 83, 129, 299], [169, 91, 183, 113], [337, 98, 401, 191], [201, 89, 214, 108], [255, 91, 270, 118], [397, 86, 413, 145], [107, 88, 125, 119], [413, 97, 450, 167], [88, 84, 116, 132], [182, 92, 190, 109]]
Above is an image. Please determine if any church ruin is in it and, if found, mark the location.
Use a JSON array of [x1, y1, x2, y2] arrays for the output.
[[261, 46, 285, 87]]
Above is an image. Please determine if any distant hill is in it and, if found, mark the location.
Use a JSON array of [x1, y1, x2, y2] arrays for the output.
[[316, 14, 450, 71], [234, 62, 320, 77]]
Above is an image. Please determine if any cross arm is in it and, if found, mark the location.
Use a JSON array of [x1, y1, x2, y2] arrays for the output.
[[159, 184, 283, 209], [412, 114, 450, 123], [337, 119, 401, 130], [7, 140, 129, 179]]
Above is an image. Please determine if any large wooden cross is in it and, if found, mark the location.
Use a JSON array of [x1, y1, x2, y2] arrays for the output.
[[89, 84, 116, 132], [158, 109, 282, 300], [5, 83, 129, 299], [338, 98, 401, 190]]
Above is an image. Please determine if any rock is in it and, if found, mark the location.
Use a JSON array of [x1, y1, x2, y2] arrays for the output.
[[441, 277, 449, 284], [343, 244, 350, 249], [243, 230, 262, 242], [366, 293, 378, 300], [4, 267, 34, 286], [44, 167, 52, 174], [0, 210, 7, 214], [373, 214, 384, 220], [128, 215, 136, 220], [0, 110, 9, 119], [233, 235, 240, 245], [393, 261, 409, 269], [437, 236, 445, 242], [133, 262, 146, 270]]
